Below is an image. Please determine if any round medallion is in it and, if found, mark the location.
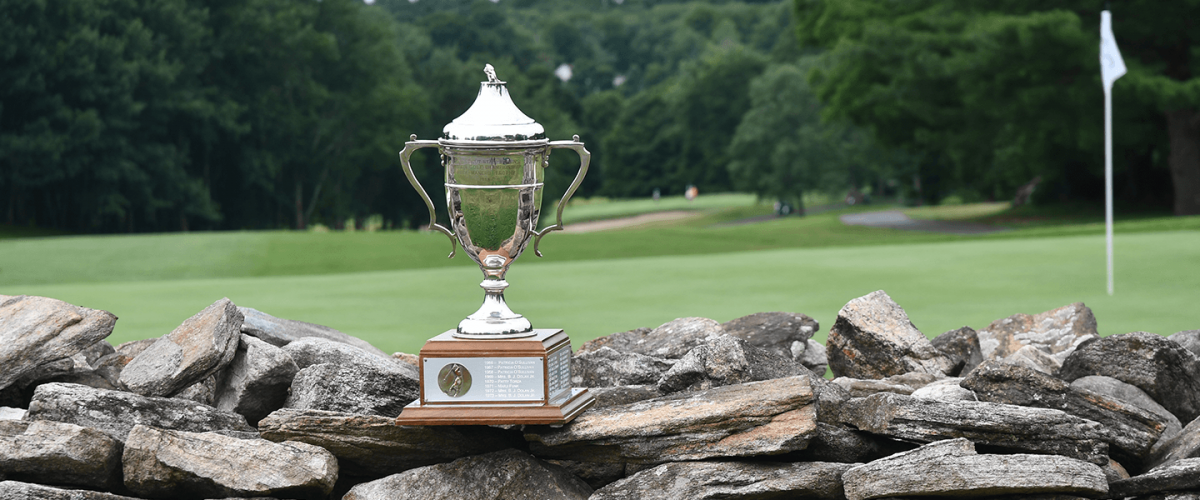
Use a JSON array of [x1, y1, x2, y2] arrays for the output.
[[437, 363, 471, 398]]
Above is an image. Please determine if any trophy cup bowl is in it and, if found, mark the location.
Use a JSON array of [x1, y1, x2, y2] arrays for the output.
[[394, 65, 596, 426], [399, 65, 590, 338]]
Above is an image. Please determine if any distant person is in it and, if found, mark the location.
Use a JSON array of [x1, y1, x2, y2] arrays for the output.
[[845, 188, 864, 206], [685, 185, 698, 202], [652, 188, 661, 203]]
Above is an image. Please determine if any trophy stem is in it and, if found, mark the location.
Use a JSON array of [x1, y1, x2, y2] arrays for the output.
[[455, 278, 535, 338]]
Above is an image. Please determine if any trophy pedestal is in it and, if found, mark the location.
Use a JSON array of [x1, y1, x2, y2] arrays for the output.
[[395, 329, 595, 426]]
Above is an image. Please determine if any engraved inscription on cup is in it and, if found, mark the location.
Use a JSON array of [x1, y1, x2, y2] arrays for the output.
[[445, 147, 545, 277]]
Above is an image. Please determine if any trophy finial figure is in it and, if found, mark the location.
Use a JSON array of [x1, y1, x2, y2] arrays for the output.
[[484, 64, 499, 83]]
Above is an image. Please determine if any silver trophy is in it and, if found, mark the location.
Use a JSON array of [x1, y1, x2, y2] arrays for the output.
[[399, 64, 590, 338]]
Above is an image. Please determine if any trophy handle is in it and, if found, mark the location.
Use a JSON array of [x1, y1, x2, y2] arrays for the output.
[[533, 135, 590, 257], [400, 135, 456, 259]]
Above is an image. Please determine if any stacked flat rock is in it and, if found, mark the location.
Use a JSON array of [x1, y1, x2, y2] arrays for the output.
[[4, 292, 1200, 499], [258, 408, 522, 479], [122, 425, 337, 499], [592, 460, 852, 500], [0, 295, 117, 396], [1059, 331, 1200, 423], [842, 438, 1107, 500], [25, 383, 256, 443], [118, 298, 243, 397], [975, 302, 1098, 374], [826, 290, 954, 378], [343, 449, 591, 500], [962, 360, 1168, 461], [526, 375, 818, 464]]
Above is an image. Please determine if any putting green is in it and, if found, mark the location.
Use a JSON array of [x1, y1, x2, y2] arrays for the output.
[[9, 230, 1198, 355]]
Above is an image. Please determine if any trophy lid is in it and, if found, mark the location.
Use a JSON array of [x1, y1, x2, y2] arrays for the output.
[[442, 64, 546, 143]]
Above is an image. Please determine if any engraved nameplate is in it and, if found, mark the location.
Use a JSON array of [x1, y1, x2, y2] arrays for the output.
[[546, 347, 571, 403], [423, 356, 545, 403]]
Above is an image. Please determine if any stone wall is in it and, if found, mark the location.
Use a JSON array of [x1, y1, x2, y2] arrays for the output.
[[2, 292, 1200, 499]]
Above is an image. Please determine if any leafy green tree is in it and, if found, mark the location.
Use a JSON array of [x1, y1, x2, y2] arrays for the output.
[[600, 86, 684, 197], [795, 0, 1198, 211], [204, 0, 429, 229], [0, 0, 233, 231], [729, 62, 899, 212], [672, 46, 767, 193]]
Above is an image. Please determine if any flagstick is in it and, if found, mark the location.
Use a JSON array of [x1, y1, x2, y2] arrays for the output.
[[1104, 86, 1114, 296]]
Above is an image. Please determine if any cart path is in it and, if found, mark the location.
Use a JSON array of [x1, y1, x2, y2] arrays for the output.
[[561, 210, 698, 233], [840, 210, 1007, 234]]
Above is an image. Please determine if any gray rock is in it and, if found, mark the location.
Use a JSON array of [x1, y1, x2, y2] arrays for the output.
[[1150, 416, 1200, 470], [173, 374, 217, 406], [239, 306, 387, 357], [114, 338, 156, 363], [911, 378, 977, 402], [831, 372, 945, 399], [284, 363, 418, 418], [962, 360, 1168, 460], [119, 298, 243, 397], [1110, 457, 1200, 498], [0, 295, 117, 391], [721, 311, 819, 361], [525, 375, 816, 464], [342, 449, 591, 500], [592, 460, 852, 500], [78, 340, 116, 368], [789, 422, 915, 463], [25, 383, 254, 443], [932, 326, 984, 376], [258, 408, 522, 478], [92, 339, 156, 386], [578, 318, 724, 359], [826, 290, 953, 379], [578, 327, 651, 353], [813, 373, 853, 424], [1005, 343, 1063, 374], [655, 334, 801, 394], [215, 334, 299, 425], [1059, 331, 1200, 423], [588, 385, 663, 409], [571, 347, 675, 387], [0, 481, 142, 500], [1170, 330, 1200, 358], [1137, 493, 1200, 500], [841, 438, 1107, 500], [832, 377, 917, 398], [0, 420, 122, 490], [13, 352, 116, 392], [0, 407, 25, 420], [122, 424, 337, 499], [800, 338, 829, 376], [976, 302, 1098, 372], [281, 337, 416, 379], [544, 460, 627, 490], [839, 392, 1110, 464], [391, 351, 419, 368], [1072, 375, 1183, 442]]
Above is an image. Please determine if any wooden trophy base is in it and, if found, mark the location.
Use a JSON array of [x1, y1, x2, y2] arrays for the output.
[[394, 329, 595, 426]]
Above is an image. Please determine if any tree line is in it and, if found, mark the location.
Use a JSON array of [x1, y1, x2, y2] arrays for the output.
[[2, 0, 1195, 234]]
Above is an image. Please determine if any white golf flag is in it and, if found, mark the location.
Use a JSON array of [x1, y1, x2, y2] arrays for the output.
[[1100, 10, 1126, 91]]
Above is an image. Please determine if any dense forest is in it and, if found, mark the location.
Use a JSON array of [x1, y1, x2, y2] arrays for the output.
[[1, 0, 1196, 233]]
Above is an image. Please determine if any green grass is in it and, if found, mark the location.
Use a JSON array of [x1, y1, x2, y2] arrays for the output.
[[7, 230, 1199, 355], [3, 200, 1197, 355], [4, 205, 1200, 286]]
